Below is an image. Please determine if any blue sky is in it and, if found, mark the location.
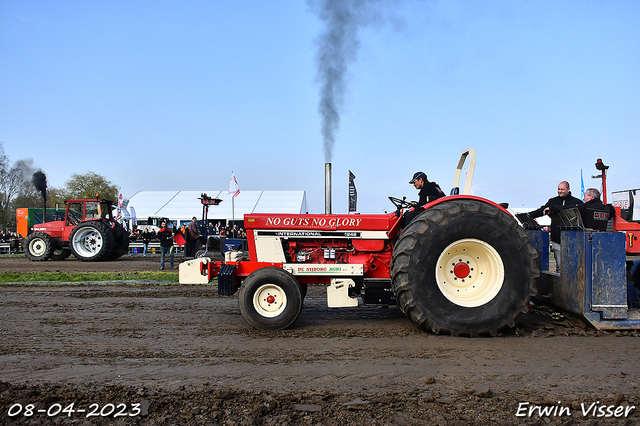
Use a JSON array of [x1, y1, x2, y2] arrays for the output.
[[1, 0, 638, 214]]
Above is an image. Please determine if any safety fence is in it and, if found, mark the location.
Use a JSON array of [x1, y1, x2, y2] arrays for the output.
[[0, 242, 185, 256], [1, 239, 238, 256], [128, 242, 185, 255]]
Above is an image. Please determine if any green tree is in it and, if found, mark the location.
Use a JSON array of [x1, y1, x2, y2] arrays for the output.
[[63, 172, 119, 202]]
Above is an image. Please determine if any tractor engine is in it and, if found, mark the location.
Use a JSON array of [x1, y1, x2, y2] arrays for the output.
[[284, 238, 393, 278]]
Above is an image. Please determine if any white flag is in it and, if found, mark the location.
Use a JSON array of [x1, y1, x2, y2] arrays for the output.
[[116, 193, 123, 219], [130, 206, 138, 228], [228, 172, 240, 197]]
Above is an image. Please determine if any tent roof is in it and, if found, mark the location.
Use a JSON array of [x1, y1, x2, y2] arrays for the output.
[[127, 190, 308, 223]]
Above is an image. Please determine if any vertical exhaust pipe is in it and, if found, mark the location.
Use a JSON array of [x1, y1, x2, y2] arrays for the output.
[[32, 171, 47, 224], [325, 163, 332, 214]]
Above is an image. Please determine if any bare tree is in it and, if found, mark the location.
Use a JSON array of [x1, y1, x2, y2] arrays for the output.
[[0, 142, 27, 229], [0, 142, 120, 230]]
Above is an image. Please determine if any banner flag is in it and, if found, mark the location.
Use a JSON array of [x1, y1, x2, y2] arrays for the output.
[[580, 169, 585, 201], [116, 193, 123, 220], [348, 170, 357, 213], [130, 206, 137, 229], [228, 172, 240, 197]]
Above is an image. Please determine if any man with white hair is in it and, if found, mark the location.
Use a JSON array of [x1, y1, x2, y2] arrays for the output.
[[577, 188, 615, 231]]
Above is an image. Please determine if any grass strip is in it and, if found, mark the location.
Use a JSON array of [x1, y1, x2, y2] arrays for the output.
[[0, 271, 179, 283]]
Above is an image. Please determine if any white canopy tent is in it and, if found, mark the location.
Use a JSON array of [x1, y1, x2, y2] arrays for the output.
[[127, 190, 308, 225]]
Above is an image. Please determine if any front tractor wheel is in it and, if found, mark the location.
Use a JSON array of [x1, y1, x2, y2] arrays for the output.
[[391, 199, 539, 336], [69, 221, 115, 261], [25, 232, 53, 261], [238, 267, 303, 330]]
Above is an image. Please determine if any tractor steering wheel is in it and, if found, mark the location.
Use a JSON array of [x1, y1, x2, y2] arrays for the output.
[[388, 196, 412, 210]]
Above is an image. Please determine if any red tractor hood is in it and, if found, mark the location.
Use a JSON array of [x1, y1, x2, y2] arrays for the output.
[[244, 212, 398, 232]]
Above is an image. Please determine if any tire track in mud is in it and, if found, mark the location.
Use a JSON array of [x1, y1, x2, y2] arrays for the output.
[[1, 257, 640, 424]]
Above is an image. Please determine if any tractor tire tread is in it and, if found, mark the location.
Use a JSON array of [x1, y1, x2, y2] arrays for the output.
[[391, 199, 539, 337], [24, 232, 54, 261], [69, 221, 116, 262]]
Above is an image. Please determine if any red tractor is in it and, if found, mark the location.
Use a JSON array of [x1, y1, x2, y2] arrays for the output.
[[183, 150, 540, 336], [24, 197, 129, 262]]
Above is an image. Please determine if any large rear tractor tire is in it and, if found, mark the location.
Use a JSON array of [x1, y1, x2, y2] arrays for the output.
[[69, 221, 115, 261], [391, 199, 539, 336], [109, 223, 129, 259], [50, 248, 71, 261], [238, 267, 304, 330], [25, 232, 53, 261]]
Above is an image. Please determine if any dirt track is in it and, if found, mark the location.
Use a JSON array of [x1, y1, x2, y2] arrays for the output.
[[1, 256, 639, 425], [0, 254, 175, 274]]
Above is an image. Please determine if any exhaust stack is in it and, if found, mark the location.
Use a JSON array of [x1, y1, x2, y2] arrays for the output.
[[325, 163, 332, 214], [32, 171, 48, 224]]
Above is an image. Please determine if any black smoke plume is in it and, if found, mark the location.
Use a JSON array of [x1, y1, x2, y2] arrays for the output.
[[310, 0, 395, 162], [32, 170, 47, 201]]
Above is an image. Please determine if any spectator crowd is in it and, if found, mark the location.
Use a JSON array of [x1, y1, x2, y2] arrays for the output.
[[0, 230, 20, 242]]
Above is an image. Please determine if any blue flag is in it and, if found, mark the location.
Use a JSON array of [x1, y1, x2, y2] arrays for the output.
[[580, 169, 585, 201]]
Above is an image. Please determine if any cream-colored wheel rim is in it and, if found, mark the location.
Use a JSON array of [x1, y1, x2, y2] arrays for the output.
[[253, 284, 287, 318], [28, 238, 47, 256], [435, 238, 504, 307]]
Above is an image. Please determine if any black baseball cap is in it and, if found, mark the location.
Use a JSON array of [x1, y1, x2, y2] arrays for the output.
[[409, 172, 427, 184]]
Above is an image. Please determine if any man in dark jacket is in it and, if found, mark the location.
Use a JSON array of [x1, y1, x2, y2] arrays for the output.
[[186, 217, 201, 258], [529, 181, 583, 271], [577, 188, 615, 231], [141, 229, 152, 256], [402, 171, 445, 227], [410, 171, 445, 206], [157, 221, 175, 270]]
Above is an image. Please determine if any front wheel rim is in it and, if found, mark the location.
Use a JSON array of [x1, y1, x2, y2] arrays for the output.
[[29, 238, 47, 256], [253, 284, 287, 318], [435, 238, 505, 307]]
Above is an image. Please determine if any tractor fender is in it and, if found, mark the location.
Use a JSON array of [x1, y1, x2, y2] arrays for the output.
[[423, 195, 511, 215]]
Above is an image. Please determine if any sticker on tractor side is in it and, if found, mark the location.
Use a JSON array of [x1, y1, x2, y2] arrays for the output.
[[263, 216, 363, 228], [259, 230, 361, 238], [285, 264, 364, 276]]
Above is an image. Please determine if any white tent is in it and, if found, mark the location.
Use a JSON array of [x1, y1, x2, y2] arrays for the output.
[[127, 190, 308, 225]]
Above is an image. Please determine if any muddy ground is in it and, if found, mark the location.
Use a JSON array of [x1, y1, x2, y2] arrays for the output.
[[1, 256, 639, 425], [0, 254, 177, 274]]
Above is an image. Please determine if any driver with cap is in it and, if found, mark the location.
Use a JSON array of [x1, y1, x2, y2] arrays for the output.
[[403, 171, 445, 227]]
